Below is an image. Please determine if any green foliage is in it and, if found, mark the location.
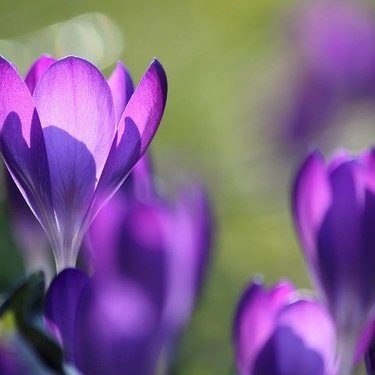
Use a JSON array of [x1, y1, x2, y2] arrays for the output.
[[0, 272, 65, 374]]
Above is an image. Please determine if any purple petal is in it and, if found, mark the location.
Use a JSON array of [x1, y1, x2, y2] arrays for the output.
[[74, 279, 159, 375], [292, 150, 331, 281], [254, 327, 327, 375], [149, 184, 213, 366], [121, 58, 167, 157], [358, 149, 375, 312], [233, 280, 295, 375], [44, 268, 89, 362], [163, 184, 213, 337], [317, 160, 365, 316], [85, 191, 128, 274], [183, 185, 213, 296], [108, 61, 134, 124], [293, 149, 375, 373], [276, 300, 336, 373], [24, 55, 56, 94], [361, 148, 375, 194], [97, 59, 167, 200], [122, 152, 156, 200], [326, 149, 352, 174], [112, 201, 169, 311], [297, 0, 375, 92], [0, 57, 52, 231], [281, 72, 337, 145], [33, 56, 116, 267]]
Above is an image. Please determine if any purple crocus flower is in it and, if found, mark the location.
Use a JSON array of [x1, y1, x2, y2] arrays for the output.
[[292, 149, 375, 374], [84, 154, 213, 368], [282, 0, 375, 145], [44, 268, 160, 375], [0, 54, 167, 271], [233, 279, 337, 375], [44, 154, 213, 374], [296, 0, 375, 93]]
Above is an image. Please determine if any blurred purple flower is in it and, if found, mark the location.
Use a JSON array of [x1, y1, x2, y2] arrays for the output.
[[282, 0, 375, 145], [44, 154, 213, 373], [233, 279, 337, 375], [292, 149, 375, 373], [0, 55, 167, 271], [297, 0, 375, 92], [45, 268, 160, 375], [84, 154, 213, 368]]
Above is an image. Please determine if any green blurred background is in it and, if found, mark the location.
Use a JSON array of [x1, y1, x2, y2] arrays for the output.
[[0, 0, 358, 373]]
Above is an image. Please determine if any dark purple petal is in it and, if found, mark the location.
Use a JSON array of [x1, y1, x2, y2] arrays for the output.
[[24, 55, 56, 94], [85, 191, 128, 274], [0, 57, 53, 233], [276, 300, 336, 372], [163, 184, 213, 344], [296, 0, 375, 93], [120, 58, 167, 158], [97, 59, 167, 201], [281, 72, 337, 145], [365, 318, 375, 374], [44, 268, 89, 362], [108, 61, 134, 124], [33, 56, 116, 268], [292, 150, 331, 283], [233, 280, 295, 375], [233, 280, 336, 375], [121, 152, 156, 200], [316, 160, 368, 335], [254, 326, 325, 375], [74, 279, 159, 375], [114, 202, 169, 312], [292, 148, 375, 373], [182, 185, 213, 297]]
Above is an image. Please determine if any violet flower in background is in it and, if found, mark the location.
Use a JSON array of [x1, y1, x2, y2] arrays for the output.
[[44, 150, 213, 374], [281, 0, 375, 147], [296, 0, 375, 93], [233, 279, 337, 375], [292, 149, 375, 374], [0, 54, 167, 271], [45, 268, 160, 375], [83, 153, 213, 370]]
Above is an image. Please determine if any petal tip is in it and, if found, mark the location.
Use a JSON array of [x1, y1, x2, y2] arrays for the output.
[[150, 58, 168, 101]]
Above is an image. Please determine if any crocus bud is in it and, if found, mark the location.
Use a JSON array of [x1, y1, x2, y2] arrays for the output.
[[292, 149, 375, 373], [233, 279, 336, 375]]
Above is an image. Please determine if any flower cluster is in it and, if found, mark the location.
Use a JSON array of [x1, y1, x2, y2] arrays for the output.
[[0, 56, 213, 374], [233, 149, 375, 375], [231, 1, 375, 374]]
